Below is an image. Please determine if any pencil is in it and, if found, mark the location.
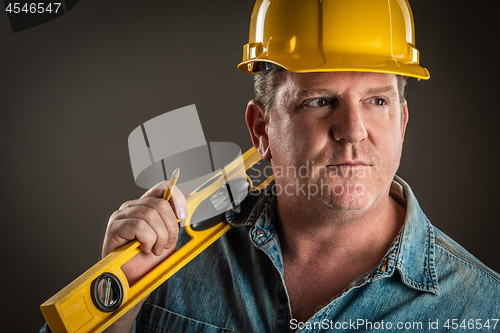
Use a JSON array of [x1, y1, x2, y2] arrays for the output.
[[163, 167, 180, 201]]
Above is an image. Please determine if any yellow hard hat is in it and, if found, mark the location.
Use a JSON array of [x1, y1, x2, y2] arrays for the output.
[[238, 0, 430, 80]]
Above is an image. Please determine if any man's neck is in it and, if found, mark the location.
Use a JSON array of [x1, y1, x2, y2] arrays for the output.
[[276, 187, 406, 268], [275, 185, 406, 322]]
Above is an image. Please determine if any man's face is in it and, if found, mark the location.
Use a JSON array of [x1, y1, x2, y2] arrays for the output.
[[266, 71, 408, 213]]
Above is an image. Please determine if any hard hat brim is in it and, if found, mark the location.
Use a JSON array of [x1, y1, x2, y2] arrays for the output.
[[238, 56, 430, 80]]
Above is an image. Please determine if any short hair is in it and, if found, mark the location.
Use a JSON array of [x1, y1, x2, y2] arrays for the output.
[[253, 67, 408, 122]]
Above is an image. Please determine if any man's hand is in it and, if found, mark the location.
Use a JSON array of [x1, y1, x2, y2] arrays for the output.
[[103, 181, 188, 285], [101, 181, 188, 333]]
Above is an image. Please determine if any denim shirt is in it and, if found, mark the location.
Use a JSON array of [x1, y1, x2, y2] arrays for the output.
[[40, 176, 500, 333]]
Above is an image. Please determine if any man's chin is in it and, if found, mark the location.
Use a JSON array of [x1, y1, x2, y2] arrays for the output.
[[321, 195, 371, 212], [309, 179, 375, 211]]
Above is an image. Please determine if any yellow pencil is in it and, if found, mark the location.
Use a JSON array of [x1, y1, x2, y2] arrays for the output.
[[163, 167, 180, 201]]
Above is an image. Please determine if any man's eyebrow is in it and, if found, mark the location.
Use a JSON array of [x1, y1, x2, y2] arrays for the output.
[[364, 86, 397, 96], [291, 88, 333, 100], [286, 86, 398, 102]]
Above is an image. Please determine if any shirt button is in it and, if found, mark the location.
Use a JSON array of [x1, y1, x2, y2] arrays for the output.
[[256, 229, 264, 236]]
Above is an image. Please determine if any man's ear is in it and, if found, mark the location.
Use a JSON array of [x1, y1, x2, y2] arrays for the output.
[[245, 100, 272, 161], [401, 101, 409, 140]]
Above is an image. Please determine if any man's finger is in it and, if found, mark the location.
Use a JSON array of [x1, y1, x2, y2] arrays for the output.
[[140, 181, 188, 221]]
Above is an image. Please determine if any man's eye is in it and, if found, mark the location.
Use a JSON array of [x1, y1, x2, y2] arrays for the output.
[[370, 98, 387, 106], [306, 98, 330, 107]]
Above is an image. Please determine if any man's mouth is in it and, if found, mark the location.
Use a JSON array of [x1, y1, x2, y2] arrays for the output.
[[329, 160, 369, 168]]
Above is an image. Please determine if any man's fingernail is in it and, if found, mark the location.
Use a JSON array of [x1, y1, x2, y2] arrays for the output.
[[177, 208, 187, 220]]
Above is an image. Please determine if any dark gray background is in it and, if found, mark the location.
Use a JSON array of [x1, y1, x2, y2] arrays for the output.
[[0, 1, 498, 331]]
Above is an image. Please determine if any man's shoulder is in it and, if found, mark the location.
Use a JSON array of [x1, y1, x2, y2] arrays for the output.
[[395, 176, 500, 291], [432, 225, 500, 291]]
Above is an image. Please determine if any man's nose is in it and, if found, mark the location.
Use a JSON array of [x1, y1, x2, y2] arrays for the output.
[[331, 102, 368, 144]]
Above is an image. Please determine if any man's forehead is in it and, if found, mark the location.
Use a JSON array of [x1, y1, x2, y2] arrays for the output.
[[281, 71, 399, 99]]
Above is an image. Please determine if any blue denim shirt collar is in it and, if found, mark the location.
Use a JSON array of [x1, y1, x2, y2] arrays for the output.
[[393, 175, 439, 294], [225, 175, 439, 296]]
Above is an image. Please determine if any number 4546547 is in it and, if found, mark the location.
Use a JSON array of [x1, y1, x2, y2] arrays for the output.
[[5, 3, 62, 14], [443, 319, 498, 330]]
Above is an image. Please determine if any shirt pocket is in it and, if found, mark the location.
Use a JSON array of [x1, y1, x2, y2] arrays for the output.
[[138, 304, 234, 333]]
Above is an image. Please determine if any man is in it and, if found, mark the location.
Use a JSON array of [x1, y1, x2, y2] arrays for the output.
[[41, 0, 500, 332]]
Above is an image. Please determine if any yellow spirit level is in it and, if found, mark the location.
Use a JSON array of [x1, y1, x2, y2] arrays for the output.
[[41, 147, 271, 333]]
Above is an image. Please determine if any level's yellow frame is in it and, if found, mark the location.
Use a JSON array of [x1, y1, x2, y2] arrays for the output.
[[40, 147, 272, 333]]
